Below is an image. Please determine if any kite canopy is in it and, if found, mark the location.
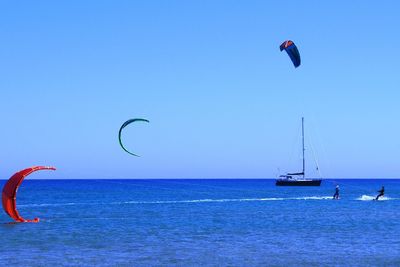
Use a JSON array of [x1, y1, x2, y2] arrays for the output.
[[118, 118, 150, 156], [280, 40, 301, 68], [2, 166, 56, 223]]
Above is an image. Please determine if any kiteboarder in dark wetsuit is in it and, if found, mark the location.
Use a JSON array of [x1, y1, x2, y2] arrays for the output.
[[333, 185, 340, 200], [375, 186, 384, 200]]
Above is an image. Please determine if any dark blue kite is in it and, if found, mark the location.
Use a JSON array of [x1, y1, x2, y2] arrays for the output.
[[280, 40, 301, 68]]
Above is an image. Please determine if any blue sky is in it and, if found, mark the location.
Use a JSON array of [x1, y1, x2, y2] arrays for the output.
[[1, 1, 399, 179]]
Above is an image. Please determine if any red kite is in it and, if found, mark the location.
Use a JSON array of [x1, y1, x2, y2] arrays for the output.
[[2, 166, 56, 223]]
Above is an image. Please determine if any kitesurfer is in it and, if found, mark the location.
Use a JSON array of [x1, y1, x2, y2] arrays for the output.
[[375, 186, 384, 200], [333, 185, 340, 200]]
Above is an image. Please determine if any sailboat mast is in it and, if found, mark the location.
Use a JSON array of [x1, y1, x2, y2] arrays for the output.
[[302, 117, 305, 178]]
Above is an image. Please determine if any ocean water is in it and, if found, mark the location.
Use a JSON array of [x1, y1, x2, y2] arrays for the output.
[[1, 179, 399, 266]]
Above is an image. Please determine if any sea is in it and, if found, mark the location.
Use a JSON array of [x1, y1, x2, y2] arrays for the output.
[[1, 179, 399, 266]]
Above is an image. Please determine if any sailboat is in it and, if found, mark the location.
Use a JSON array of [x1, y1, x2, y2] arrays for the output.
[[275, 117, 322, 186]]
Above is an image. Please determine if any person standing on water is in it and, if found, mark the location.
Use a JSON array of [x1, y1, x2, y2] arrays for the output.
[[333, 185, 340, 200], [375, 186, 385, 200]]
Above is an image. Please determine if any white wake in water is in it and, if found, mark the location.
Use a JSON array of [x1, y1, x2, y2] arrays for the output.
[[18, 196, 335, 207], [18, 202, 87, 207], [119, 196, 334, 205], [356, 195, 393, 201], [19, 195, 399, 207], [292, 196, 333, 200], [120, 198, 283, 204]]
